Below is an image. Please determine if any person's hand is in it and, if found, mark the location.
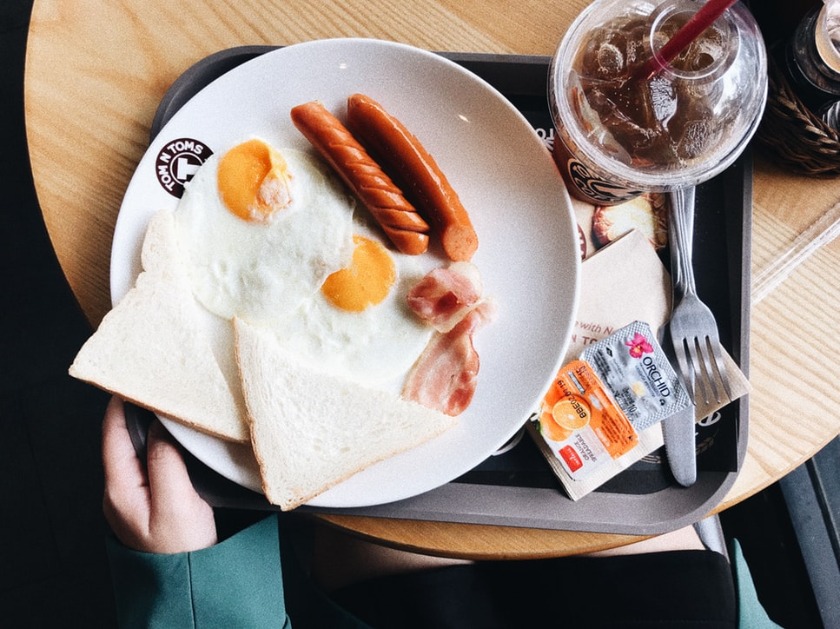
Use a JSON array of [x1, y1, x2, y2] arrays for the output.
[[102, 396, 217, 554]]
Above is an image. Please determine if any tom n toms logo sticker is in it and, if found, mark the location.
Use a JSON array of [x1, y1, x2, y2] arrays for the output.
[[155, 138, 213, 198]]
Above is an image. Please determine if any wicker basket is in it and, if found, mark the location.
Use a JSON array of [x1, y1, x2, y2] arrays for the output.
[[755, 55, 840, 176]]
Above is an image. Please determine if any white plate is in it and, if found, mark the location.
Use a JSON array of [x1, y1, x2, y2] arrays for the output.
[[112, 38, 580, 508]]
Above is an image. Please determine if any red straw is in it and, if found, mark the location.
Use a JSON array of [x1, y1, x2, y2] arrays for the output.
[[634, 0, 739, 81]]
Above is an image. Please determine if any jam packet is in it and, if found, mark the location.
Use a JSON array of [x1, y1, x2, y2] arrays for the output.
[[528, 321, 691, 500], [532, 359, 639, 478]]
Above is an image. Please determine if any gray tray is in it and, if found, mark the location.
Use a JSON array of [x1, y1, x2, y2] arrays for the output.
[[129, 46, 751, 535]]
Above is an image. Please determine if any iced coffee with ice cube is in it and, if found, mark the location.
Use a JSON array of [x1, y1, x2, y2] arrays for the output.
[[550, 0, 767, 205]]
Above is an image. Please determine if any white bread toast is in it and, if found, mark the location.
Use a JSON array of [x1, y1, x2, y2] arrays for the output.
[[69, 209, 249, 443], [234, 317, 457, 510]]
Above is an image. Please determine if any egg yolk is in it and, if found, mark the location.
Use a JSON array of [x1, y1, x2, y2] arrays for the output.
[[217, 139, 292, 222], [321, 236, 396, 312]]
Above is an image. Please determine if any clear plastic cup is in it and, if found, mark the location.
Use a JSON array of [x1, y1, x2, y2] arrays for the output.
[[549, 0, 767, 205]]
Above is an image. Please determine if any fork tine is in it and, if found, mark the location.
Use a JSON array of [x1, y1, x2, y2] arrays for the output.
[[708, 338, 734, 401], [698, 338, 721, 405], [692, 336, 733, 406], [689, 337, 714, 406], [672, 336, 695, 398], [702, 338, 727, 405]]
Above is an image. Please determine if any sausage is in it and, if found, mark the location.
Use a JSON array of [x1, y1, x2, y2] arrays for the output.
[[290, 101, 430, 255], [346, 93, 478, 262]]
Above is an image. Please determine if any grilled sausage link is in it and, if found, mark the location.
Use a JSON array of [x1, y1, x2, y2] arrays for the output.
[[346, 93, 478, 262], [290, 101, 429, 255]]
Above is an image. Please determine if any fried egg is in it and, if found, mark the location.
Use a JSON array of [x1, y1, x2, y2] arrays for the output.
[[174, 139, 355, 325], [271, 219, 435, 386], [174, 137, 434, 388]]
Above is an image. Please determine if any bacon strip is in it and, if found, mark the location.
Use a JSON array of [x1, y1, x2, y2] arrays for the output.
[[402, 303, 493, 416], [406, 262, 482, 332]]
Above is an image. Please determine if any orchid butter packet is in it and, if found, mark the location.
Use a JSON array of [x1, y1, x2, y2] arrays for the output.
[[581, 321, 690, 431]]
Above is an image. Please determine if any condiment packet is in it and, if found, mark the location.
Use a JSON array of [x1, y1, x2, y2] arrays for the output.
[[528, 321, 690, 500], [529, 359, 639, 480], [582, 321, 690, 432]]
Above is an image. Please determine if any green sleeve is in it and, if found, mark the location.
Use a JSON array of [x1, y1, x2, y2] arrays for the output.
[[731, 539, 783, 628], [106, 514, 291, 629]]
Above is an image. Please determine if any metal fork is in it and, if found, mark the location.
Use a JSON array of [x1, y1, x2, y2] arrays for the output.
[[668, 186, 733, 407]]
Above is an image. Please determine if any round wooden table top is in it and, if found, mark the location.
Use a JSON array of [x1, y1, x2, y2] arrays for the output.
[[25, 0, 840, 559]]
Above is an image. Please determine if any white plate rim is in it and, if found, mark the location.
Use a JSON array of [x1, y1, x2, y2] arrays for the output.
[[111, 38, 581, 508]]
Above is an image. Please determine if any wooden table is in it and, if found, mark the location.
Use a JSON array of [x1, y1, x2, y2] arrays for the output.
[[25, 0, 840, 559]]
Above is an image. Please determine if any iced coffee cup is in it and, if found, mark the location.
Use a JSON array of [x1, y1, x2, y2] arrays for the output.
[[549, 0, 767, 205]]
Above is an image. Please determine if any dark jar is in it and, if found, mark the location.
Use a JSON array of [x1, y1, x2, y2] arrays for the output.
[[784, 5, 840, 112]]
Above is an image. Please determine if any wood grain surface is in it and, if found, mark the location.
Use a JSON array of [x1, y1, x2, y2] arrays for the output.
[[25, 0, 840, 558]]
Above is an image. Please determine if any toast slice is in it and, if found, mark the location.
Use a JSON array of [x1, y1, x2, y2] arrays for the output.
[[69, 210, 249, 443], [234, 317, 457, 510]]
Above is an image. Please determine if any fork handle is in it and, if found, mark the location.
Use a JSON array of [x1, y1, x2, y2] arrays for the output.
[[669, 186, 697, 297]]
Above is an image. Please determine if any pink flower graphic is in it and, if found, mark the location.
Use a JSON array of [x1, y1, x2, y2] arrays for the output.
[[625, 332, 654, 358]]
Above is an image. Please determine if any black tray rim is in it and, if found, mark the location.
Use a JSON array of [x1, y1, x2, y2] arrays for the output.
[[139, 43, 751, 536]]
